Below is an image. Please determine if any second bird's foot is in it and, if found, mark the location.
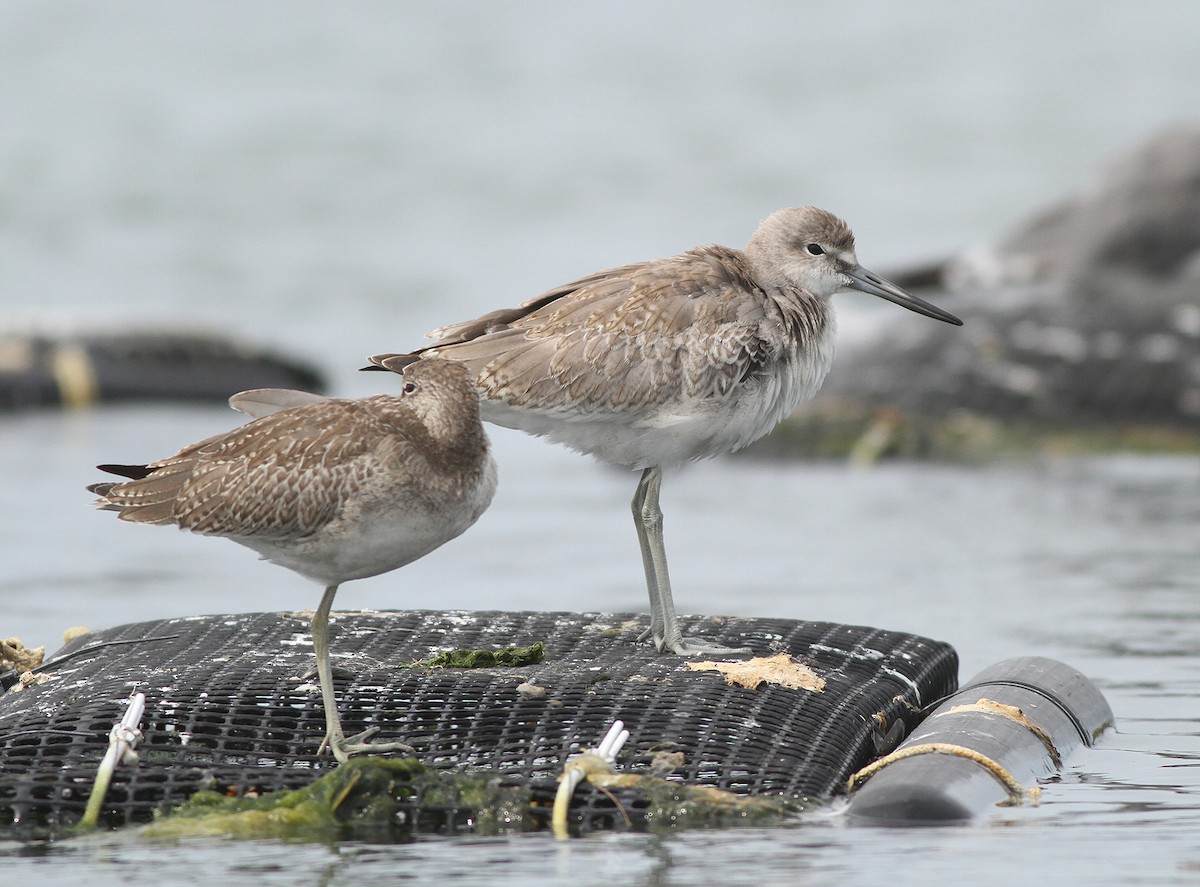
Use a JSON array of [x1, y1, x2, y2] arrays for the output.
[[320, 726, 417, 764], [656, 634, 752, 657]]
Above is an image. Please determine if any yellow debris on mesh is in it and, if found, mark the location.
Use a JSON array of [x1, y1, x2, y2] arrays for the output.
[[62, 626, 92, 644], [1, 637, 44, 673], [686, 653, 825, 692]]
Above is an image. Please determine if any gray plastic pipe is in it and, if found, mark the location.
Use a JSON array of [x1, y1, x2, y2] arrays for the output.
[[845, 656, 1114, 824]]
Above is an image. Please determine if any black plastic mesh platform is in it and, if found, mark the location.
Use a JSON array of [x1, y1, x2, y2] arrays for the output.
[[0, 609, 957, 835]]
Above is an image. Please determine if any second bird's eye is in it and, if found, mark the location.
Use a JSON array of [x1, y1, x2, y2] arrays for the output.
[[806, 243, 825, 256], [403, 382, 417, 394]]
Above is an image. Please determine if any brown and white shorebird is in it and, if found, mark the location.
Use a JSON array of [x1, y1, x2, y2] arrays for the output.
[[88, 359, 497, 762], [367, 207, 962, 656]]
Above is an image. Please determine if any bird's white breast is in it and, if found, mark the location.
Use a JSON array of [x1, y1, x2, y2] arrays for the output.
[[237, 454, 499, 587]]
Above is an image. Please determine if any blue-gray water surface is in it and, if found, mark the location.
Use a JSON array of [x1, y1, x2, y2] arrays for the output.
[[3, 2, 1200, 885]]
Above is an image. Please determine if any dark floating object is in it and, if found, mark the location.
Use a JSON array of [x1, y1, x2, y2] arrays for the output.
[[0, 609, 957, 836], [845, 656, 1114, 825], [1, 611, 1114, 836], [0, 330, 325, 411]]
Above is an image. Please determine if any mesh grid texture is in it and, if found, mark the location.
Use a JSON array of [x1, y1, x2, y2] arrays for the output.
[[0, 609, 957, 835]]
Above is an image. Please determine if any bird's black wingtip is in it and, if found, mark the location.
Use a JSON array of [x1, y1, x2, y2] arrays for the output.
[[95, 463, 154, 480]]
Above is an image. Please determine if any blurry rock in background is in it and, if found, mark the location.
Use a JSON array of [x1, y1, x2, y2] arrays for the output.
[[754, 125, 1200, 461], [945, 125, 1200, 288], [0, 327, 324, 411]]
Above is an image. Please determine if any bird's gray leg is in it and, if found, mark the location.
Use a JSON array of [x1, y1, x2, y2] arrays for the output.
[[311, 585, 414, 763], [632, 468, 667, 645], [312, 585, 347, 756], [632, 467, 750, 656]]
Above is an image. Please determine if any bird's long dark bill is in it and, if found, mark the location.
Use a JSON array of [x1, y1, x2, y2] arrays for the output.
[[844, 265, 963, 326]]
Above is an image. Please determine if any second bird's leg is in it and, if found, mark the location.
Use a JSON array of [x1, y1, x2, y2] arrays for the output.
[[632, 468, 667, 645], [311, 584, 414, 763], [630, 466, 751, 657]]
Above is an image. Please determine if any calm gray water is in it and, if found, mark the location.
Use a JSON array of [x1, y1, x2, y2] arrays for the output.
[[3, 2, 1200, 884]]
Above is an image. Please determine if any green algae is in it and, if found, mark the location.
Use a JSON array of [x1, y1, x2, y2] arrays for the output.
[[142, 758, 537, 841], [142, 757, 426, 841], [583, 774, 805, 833], [414, 771, 535, 834], [141, 754, 802, 840], [417, 641, 545, 669]]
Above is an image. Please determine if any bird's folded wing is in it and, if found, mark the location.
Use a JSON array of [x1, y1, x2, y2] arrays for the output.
[[417, 247, 777, 413]]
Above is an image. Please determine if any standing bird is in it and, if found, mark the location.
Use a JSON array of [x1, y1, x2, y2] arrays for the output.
[[367, 207, 961, 656], [88, 359, 497, 763]]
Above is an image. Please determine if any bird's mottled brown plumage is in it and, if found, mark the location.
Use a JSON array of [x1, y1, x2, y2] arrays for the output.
[[417, 246, 828, 415], [91, 360, 493, 557], [93, 392, 484, 540]]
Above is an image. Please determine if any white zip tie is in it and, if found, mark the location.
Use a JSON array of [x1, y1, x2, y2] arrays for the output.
[[552, 719, 629, 840], [81, 691, 146, 828]]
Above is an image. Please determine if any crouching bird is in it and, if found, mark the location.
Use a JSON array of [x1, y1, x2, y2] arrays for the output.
[[88, 358, 497, 763]]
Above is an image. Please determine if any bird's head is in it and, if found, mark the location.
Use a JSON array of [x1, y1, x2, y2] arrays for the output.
[[746, 206, 962, 325]]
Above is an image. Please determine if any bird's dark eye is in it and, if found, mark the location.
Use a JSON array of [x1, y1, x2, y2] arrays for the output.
[[806, 243, 825, 256], [403, 382, 417, 394]]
